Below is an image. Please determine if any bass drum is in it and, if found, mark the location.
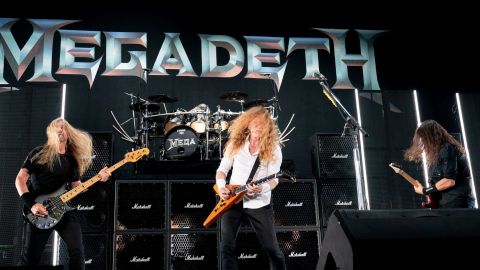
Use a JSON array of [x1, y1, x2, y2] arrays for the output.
[[164, 125, 199, 159]]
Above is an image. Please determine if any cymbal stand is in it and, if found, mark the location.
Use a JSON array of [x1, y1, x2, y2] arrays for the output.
[[267, 75, 281, 119], [204, 106, 211, 160]]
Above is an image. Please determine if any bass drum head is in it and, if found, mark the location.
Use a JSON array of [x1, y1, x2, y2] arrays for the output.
[[164, 125, 199, 158]]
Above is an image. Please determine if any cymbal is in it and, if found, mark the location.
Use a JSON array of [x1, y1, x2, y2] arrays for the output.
[[148, 94, 178, 103], [129, 102, 160, 112], [244, 99, 269, 108], [220, 91, 248, 102]]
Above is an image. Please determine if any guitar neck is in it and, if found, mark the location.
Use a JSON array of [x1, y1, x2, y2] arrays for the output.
[[398, 170, 418, 186], [60, 158, 127, 203], [233, 172, 278, 194]]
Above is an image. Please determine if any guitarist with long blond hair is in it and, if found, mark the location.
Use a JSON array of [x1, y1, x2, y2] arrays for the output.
[[15, 118, 111, 269], [404, 120, 474, 208], [216, 106, 287, 270]]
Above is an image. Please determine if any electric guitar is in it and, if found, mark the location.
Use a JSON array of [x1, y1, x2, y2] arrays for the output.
[[24, 148, 150, 229], [389, 163, 440, 208], [203, 170, 296, 228]]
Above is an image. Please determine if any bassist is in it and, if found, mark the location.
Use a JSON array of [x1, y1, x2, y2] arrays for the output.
[[215, 106, 287, 270], [15, 118, 110, 269]]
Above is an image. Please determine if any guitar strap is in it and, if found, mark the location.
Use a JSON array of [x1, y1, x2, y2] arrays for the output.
[[246, 156, 261, 185]]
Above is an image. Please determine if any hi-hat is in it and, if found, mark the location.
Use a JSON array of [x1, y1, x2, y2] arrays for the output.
[[220, 91, 248, 102], [148, 94, 178, 103], [129, 102, 160, 112], [244, 99, 269, 108]]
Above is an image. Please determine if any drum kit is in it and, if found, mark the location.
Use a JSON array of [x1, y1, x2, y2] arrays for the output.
[[111, 88, 294, 161], [112, 91, 251, 160]]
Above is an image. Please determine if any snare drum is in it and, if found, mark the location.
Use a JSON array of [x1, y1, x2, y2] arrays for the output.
[[164, 125, 199, 158]]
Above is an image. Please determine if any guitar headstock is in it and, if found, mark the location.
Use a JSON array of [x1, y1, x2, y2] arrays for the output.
[[278, 170, 297, 182], [125, 148, 150, 162], [389, 163, 403, 174]]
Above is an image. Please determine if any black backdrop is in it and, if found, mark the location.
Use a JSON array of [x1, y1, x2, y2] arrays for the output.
[[1, 5, 479, 205], [1, 5, 480, 267]]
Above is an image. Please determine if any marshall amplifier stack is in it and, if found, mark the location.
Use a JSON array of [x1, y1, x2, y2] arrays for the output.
[[311, 133, 360, 237], [113, 178, 320, 269]]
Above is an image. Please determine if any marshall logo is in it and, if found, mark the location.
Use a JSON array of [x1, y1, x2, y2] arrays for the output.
[[84, 258, 92, 264], [331, 153, 348, 159], [289, 251, 307, 257], [131, 203, 152, 210], [185, 255, 205, 261], [76, 205, 95, 211], [285, 201, 303, 207], [335, 200, 353, 206], [184, 202, 204, 209], [167, 138, 196, 151], [238, 253, 257, 259], [130, 256, 151, 263]]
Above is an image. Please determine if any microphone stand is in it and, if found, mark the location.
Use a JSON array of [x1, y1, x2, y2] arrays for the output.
[[316, 75, 369, 210], [266, 74, 280, 119]]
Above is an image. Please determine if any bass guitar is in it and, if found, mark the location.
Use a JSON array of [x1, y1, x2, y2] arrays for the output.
[[203, 170, 296, 228], [389, 163, 439, 208], [24, 148, 149, 229]]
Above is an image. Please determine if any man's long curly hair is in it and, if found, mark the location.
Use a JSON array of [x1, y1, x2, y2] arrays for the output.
[[34, 118, 93, 176], [404, 119, 464, 166], [225, 106, 280, 163]]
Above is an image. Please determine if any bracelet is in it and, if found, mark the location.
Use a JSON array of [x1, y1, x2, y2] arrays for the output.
[[423, 185, 438, 195], [261, 183, 271, 193], [20, 192, 36, 209]]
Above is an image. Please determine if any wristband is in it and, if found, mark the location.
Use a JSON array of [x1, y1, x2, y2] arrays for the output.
[[20, 192, 36, 209], [423, 185, 438, 195]]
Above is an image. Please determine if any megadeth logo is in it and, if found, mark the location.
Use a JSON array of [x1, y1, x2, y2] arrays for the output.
[[0, 18, 384, 90]]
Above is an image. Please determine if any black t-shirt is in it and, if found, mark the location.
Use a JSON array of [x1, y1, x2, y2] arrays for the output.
[[22, 146, 79, 196], [429, 143, 475, 208]]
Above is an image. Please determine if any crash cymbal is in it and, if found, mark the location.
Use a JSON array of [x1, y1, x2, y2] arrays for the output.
[[244, 99, 269, 109], [220, 91, 248, 102], [129, 102, 160, 112], [148, 94, 178, 103]]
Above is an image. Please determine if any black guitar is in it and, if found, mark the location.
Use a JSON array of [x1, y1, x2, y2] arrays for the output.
[[24, 148, 149, 229]]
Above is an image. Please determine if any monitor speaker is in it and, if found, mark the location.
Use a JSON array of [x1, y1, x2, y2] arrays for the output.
[[317, 209, 480, 270]]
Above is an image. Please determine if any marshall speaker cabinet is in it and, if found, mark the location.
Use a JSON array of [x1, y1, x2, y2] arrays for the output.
[[311, 134, 359, 229], [114, 233, 165, 270], [272, 180, 319, 227], [169, 181, 217, 229], [170, 232, 218, 269], [71, 132, 112, 233], [236, 230, 320, 270], [115, 181, 166, 230]]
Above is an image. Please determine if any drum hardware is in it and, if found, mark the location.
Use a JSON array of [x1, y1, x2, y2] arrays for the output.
[[220, 91, 247, 112], [129, 101, 160, 112], [148, 94, 178, 103], [219, 91, 248, 102], [243, 99, 269, 109]]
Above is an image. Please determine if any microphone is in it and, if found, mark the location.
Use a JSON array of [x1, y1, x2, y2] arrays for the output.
[[313, 72, 326, 80]]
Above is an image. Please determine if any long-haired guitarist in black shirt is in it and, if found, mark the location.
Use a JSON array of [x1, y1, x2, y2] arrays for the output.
[[404, 119, 475, 208], [15, 118, 110, 269]]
